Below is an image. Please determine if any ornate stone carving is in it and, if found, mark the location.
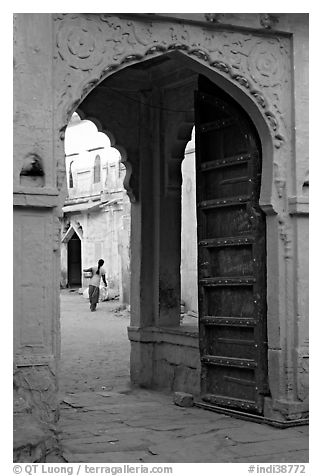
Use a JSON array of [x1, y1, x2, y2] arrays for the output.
[[77, 88, 140, 202], [278, 218, 292, 260], [56, 15, 108, 71], [248, 40, 288, 87], [53, 14, 291, 203], [274, 161, 286, 199], [204, 13, 222, 23], [260, 14, 279, 30]]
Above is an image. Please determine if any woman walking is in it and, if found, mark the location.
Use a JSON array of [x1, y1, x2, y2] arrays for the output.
[[83, 259, 107, 311]]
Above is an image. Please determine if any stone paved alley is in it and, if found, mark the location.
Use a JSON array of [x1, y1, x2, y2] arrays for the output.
[[58, 291, 309, 463]]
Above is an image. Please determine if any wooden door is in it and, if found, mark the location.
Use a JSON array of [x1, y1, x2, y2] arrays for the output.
[[195, 76, 268, 414]]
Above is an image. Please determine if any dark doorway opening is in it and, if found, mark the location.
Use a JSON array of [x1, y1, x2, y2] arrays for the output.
[[67, 231, 82, 287]]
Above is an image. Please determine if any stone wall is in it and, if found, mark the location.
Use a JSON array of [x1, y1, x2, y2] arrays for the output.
[[13, 13, 61, 461]]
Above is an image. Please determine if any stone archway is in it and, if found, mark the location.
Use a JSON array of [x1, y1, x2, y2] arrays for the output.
[[51, 14, 299, 419], [53, 14, 290, 205], [13, 15, 310, 463], [15, 14, 306, 436]]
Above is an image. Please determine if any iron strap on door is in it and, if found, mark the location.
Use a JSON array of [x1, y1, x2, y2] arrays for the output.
[[195, 76, 268, 415]]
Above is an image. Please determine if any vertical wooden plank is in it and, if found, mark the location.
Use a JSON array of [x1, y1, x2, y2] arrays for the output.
[[195, 76, 267, 414]]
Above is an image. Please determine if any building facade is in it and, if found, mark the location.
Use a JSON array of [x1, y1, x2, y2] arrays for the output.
[[13, 13, 309, 461], [60, 113, 131, 303]]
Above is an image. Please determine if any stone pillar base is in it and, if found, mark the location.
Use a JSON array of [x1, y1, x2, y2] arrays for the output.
[[128, 325, 200, 394], [13, 414, 61, 463], [13, 363, 60, 462], [264, 397, 309, 422]]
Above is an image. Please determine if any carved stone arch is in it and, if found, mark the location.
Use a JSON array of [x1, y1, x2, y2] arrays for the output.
[[61, 224, 82, 243], [54, 13, 291, 212], [159, 51, 277, 214]]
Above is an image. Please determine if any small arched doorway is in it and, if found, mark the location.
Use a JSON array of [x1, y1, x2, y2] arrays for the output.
[[67, 231, 82, 287]]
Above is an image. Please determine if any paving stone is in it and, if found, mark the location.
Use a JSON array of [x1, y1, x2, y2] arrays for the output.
[[60, 411, 125, 424], [229, 437, 309, 458], [173, 392, 194, 407], [63, 434, 150, 454], [291, 425, 309, 436], [63, 451, 148, 463], [214, 426, 307, 444], [121, 418, 185, 431], [147, 431, 236, 462], [61, 427, 156, 444], [168, 421, 240, 438], [58, 294, 309, 464], [233, 449, 309, 463], [60, 427, 111, 439], [45, 452, 66, 462], [140, 415, 244, 433], [62, 397, 85, 408], [140, 443, 236, 463], [140, 452, 236, 463], [58, 390, 308, 464], [81, 402, 164, 413]]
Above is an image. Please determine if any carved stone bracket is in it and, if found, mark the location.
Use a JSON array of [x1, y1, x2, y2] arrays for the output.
[[53, 14, 292, 203], [162, 79, 196, 194], [77, 88, 140, 202]]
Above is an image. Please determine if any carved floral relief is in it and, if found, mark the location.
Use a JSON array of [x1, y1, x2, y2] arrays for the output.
[[53, 14, 292, 203]]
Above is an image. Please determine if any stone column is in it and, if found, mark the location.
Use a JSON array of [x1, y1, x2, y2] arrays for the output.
[[119, 194, 131, 306], [128, 90, 159, 385], [149, 87, 183, 328], [290, 15, 309, 410], [157, 179, 182, 327], [13, 13, 61, 461], [156, 79, 197, 327], [265, 16, 309, 420]]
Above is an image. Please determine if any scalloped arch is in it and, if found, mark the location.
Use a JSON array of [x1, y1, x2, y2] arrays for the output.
[[74, 109, 127, 163], [61, 45, 282, 142], [70, 109, 135, 202], [70, 49, 275, 207]]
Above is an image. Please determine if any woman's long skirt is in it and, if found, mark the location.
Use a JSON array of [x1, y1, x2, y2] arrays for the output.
[[88, 285, 100, 311]]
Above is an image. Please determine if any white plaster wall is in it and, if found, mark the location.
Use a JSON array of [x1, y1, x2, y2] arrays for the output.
[[70, 209, 123, 293], [62, 115, 131, 297], [65, 114, 122, 199], [13, 15, 60, 437], [60, 242, 68, 287], [181, 134, 198, 314]]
